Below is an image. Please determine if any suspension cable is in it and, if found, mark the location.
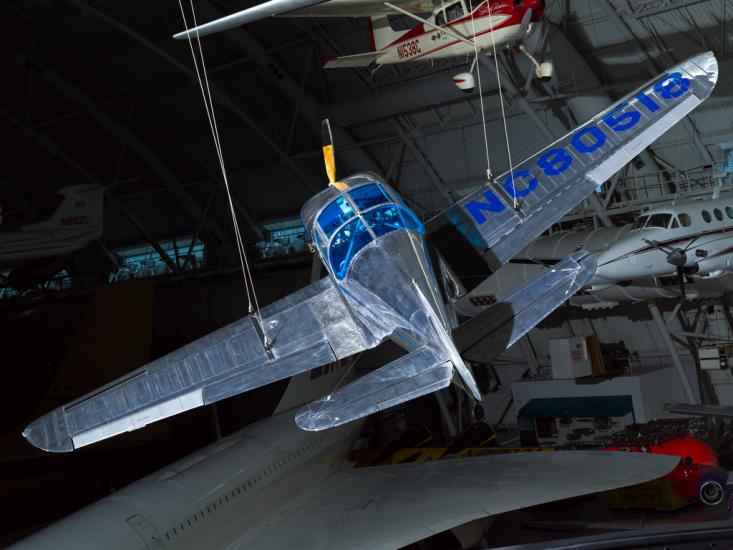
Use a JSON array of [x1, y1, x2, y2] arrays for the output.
[[177, 1, 270, 345], [486, 1, 517, 209], [469, 8, 492, 182]]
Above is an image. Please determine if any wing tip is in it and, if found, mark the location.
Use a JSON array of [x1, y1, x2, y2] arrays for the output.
[[686, 51, 718, 97], [294, 403, 332, 431], [22, 417, 74, 453]]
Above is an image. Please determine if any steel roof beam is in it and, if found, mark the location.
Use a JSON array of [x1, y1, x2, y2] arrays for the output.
[[599, 0, 714, 166], [199, 4, 383, 181], [64, 0, 320, 196], [294, 18, 454, 208], [4, 3, 263, 242], [0, 108, 176, 273], [13, 55, 229, 245]]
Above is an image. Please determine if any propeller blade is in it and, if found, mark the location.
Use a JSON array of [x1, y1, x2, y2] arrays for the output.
[[321, 119, 336, 185], [677, 266, 687, 302], [682, 236, 700, 252], [642, 238, 674, 254]]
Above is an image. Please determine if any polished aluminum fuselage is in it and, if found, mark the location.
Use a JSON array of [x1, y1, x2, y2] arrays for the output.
[[300, 173, 479, 399], [300, 174, 451, 343]]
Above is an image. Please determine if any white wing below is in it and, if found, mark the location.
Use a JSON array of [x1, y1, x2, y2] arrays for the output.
[[235, 451, 678, 549]]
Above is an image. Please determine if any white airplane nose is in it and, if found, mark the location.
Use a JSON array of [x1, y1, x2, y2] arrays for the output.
[[592, 246, 640, 284]]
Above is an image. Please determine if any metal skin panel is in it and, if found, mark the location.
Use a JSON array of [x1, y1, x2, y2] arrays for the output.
[[442, 51, 718, 270], [23, 277, 377, 453], [296, 355, 453, 430], [335, 225, 483, 400]]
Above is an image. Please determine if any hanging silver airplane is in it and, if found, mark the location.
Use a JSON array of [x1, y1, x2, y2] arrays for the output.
[[0, 184, 104, 289], [11, 365, 679, 550], [22, 52, 718, 454], [456, 193, 733, 312]]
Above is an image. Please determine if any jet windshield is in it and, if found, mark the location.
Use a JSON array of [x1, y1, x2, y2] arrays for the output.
[[632, 215, 649, 230], [646, 213, 672, 228], [317, 183, 424, 279]]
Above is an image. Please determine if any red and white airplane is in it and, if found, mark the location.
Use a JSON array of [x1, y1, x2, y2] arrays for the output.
[[174, 0, 552, 87]]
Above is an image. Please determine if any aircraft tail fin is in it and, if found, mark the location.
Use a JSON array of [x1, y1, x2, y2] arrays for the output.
[[24, 185, 104, 233], [454, 250, 596, 363], [368, 16, 402, 51], [295, 347, 453, 431]]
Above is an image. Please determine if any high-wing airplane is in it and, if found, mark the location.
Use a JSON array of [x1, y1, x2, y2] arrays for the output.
[[0, 184, 104, 289], [456, 193, 733, 313], [173, 0, 553, 85], [593, 197, 733, 298], [22, 52, 718, 454], [11, 366, 679, 549]]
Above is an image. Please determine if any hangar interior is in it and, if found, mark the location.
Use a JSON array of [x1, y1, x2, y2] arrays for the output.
[[3, 0, 733, 548]]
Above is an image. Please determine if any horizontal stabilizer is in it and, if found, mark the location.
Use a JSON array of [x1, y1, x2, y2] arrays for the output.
[[295, 347, 453, 431], [23, 277, 378, 452], [665, 403, 733, 417], [437, 52, 718, 270], [323, 52, 381, 69], [454, 250, 595, 362]]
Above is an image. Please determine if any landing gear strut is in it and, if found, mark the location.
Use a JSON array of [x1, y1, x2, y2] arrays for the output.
[[518, 44, 553, 82]]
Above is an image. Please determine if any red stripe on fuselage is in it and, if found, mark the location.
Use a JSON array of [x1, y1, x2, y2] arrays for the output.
[[407, 22, 513, 61], [607, 226, 733, 263]]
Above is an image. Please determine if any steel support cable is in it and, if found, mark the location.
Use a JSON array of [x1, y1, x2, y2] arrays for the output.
[[469, 9, 493, 183], [178, 1, 270, 346], [486, 1, 516, 208]]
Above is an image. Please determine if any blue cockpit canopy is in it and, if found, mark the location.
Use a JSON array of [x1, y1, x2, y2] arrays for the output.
[[314, 183, 423, 279]]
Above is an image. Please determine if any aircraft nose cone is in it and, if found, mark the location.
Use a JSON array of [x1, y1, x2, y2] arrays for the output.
[[591, 247, 633, 285], [667, 248, 687, 267]]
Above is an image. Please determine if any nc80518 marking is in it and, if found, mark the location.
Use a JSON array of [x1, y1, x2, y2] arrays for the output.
[[464, 72, 692, 225]]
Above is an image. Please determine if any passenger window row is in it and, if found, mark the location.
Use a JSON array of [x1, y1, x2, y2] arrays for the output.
[[701, 207, 733, 223]]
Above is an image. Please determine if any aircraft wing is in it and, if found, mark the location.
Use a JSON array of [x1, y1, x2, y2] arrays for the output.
[[433, 51, 718, 271], [284, 0, 445, 17], [665, 403, 733, 417], [22, 277, 379, 453], [173, 0, 443, 39], [323, 51, 382, 69], [236, 451, 678, 549]]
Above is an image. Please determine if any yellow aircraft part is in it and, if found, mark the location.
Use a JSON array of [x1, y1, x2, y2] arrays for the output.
[[322, 144, 336, 184]]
